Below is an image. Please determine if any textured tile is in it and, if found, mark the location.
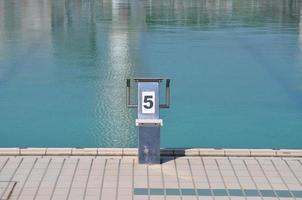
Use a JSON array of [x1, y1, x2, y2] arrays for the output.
[[0, 154, 302, 200]]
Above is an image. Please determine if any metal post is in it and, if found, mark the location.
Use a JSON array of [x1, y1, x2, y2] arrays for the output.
[[126, 78, 170, 164]]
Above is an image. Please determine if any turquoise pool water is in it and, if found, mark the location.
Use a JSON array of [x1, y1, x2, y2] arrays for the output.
[[0, 0, 301, 148]]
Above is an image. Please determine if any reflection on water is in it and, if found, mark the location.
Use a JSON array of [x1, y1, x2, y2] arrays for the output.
[[0, 0, 302, 148], [300, 6, 302, 49], [145, 0, 300, 29], [95, 0, 138, 147], [49, 0, 138, 147]]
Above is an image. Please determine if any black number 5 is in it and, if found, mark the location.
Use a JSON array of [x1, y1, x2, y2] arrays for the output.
[[143, 95, 153, 109]]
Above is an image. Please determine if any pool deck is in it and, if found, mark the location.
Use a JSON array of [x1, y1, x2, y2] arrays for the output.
[[0, 148, 301, 200]]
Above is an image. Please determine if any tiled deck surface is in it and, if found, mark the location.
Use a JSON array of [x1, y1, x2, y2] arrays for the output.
[[0, 156, 301, 200]]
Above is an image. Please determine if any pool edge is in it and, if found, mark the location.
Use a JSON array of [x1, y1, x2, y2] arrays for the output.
[[0, 148, 301, 157]]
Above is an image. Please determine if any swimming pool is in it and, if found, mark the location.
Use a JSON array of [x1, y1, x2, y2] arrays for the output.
[[0, 0, 301, 148]]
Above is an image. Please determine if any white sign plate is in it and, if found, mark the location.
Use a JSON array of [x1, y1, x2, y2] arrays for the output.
[[142, 91, 155, 114]]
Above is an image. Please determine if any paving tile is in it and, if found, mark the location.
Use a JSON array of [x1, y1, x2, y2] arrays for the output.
[[292, 191, 302, 198], [103, 178, 118, 188], [228, 189, 243, 196], [214, 197, 229, 200], [181, 188, 196, 196], [244, 189, 260, 197], [212, 189, 228, 196], [20, 187, 37, 195], [34, 195, 51, 200], [134, 196, 149, 200], [275, 190, 292, 198], [149, 167, 162, 176], [267, 177, 283, 184], [101, 188, 116, 199], [0, 158, 22, 180], [85, 195, 100, 200], [134, 188, 148, 195], [51, 195, 68, 200], [134, 179, 148, 188], [208, 177, 223, 183], [208, 182, 225, 188], [68, 193, 84, 200], [165, 181, 179, 188], [118, 195, 132, 200], [286, 184, 302, 190], [188, 157, 202, 165], [225, 182, 241, 189], [149, 188, 165, 195], [166, 188, 181, 195], [135, 170, 148, 176], [197, 189, 212, 196], [119, 169, 132, 176], [167, 197, 181, 200], [35, 187, 53, 195], [182, 197, 198, 200], [18, 195, 35, 200], [85, 187, 101, 195], [150, 196, 165, 200], [259, 190, 276, 197], [195, 181, 211, 188], [52, 188, 69, 195], [149, 178, 164, 188], [118, 188, 132, 196], [254, 183, 272, 190], [231, 197, 246, 200], [198, 197, 213, 200], [118, 176, 133, 188], [1, 155, 302, 200], [68, 187, 85, 195], [180, 181, 195, 189], [275, 198, 294, 200], [0, 181, 16, 199]]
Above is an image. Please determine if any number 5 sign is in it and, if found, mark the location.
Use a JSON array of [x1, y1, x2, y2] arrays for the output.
[[142, 91, 155, 114]]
